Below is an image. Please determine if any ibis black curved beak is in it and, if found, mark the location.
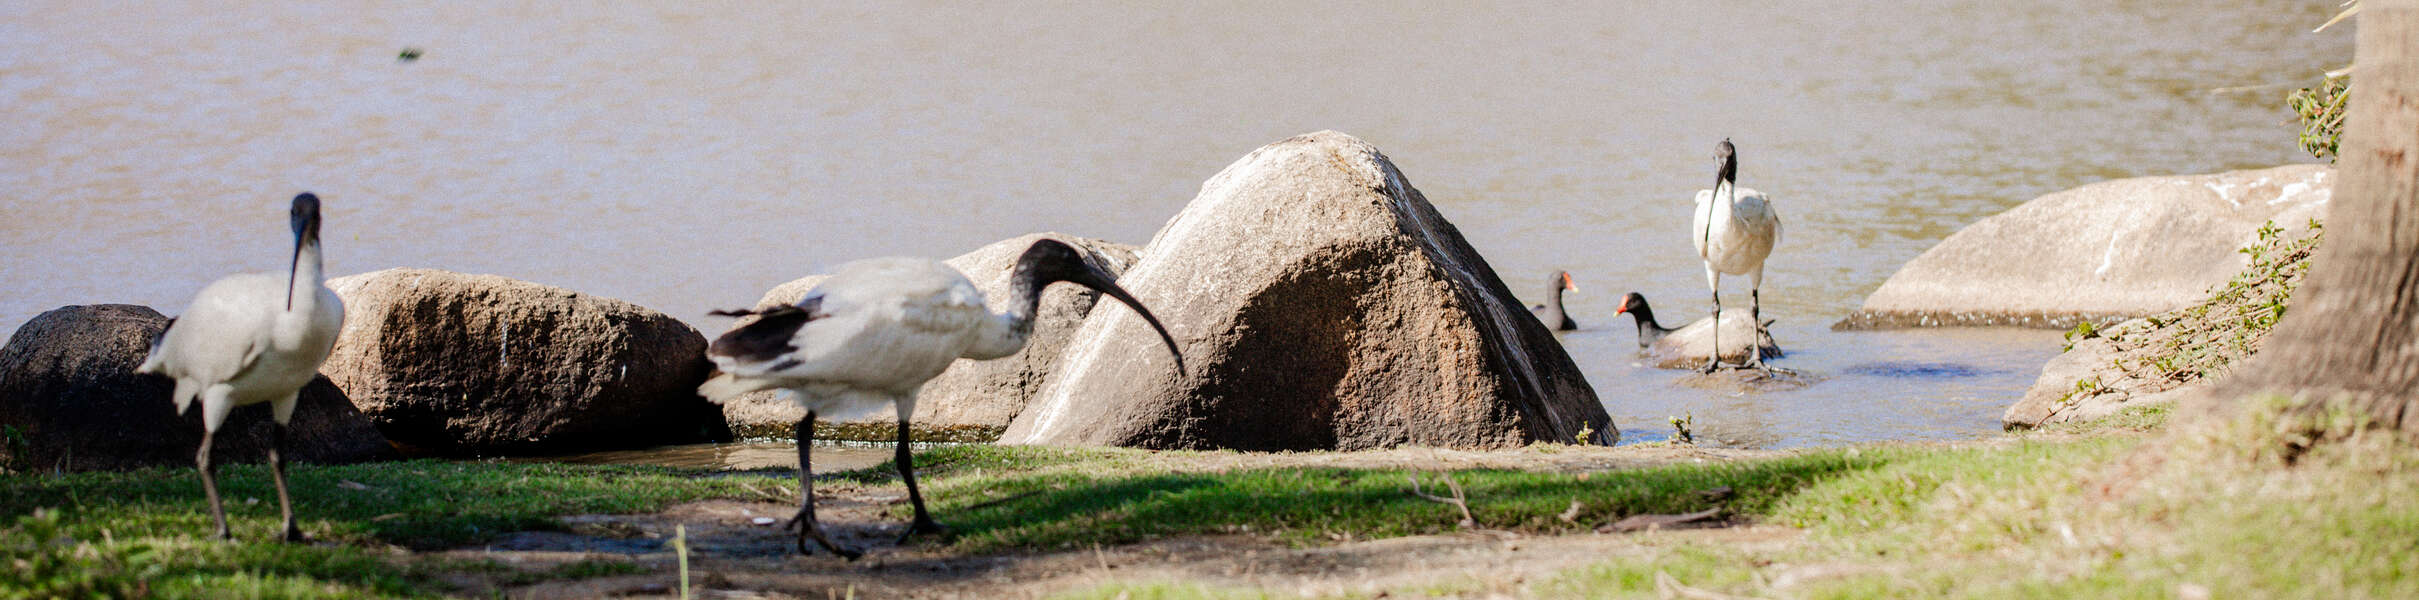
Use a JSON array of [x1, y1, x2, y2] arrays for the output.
[[1715, 139, 1737, 188], [1064, 264, 1186, 377], [287, 193, 322, 311], [1019, 239, 1186, 376]]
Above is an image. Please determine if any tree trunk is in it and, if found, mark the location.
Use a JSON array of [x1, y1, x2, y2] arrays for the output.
[[2211, 0, 2419, 442]]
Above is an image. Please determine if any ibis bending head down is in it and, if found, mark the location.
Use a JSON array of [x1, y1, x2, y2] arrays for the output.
[[1691, 138, 1782, 372], [700, 239, 1184, 559], [136, 193, 345, 542]]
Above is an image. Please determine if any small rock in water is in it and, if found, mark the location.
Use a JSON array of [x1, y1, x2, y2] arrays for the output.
[[751, 517, 777, 526], [1676, 367, 1821, 393]]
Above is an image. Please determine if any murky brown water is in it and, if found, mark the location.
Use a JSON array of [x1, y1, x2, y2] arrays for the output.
[[2, 2, 2348, 449]]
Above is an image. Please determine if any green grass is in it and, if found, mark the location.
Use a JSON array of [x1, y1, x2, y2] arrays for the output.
[[10, 400, 2411, 599], [2037, 403, 2172, 435], [1043, 405, 2414, 599], [0, 460, 775, 598]]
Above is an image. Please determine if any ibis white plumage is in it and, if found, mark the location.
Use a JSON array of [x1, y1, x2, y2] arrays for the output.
[[701, 239, 1184, 559], [1691, 139, 1781, 372], [136, 193, 345, 542]]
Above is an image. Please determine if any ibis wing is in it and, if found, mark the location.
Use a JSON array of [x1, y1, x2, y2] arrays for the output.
[[707, 295, 827, 366], [154, 274, 281, 384]]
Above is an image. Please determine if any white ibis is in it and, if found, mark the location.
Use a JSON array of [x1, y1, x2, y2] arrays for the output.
[[135, 193, 345, 542], [1692, 139, 1781, 372], [1529, 270, 1579, 331], [1614, 291, 1780, 368], [700, 239, 1184, 559]]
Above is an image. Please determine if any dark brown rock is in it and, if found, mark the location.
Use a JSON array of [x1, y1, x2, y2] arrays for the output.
[[714, 233, 1139, 439], [1000, 131, 1614, 450], [0, 304, 391, 472], [325, 269, 729, 456]]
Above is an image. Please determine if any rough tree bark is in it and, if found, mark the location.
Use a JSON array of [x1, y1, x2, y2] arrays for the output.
[[2210, 0, 2419, 442]]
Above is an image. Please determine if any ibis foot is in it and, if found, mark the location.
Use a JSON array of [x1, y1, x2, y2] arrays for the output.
[[897, 517, 953, 544], [783, 508, 863, 561]]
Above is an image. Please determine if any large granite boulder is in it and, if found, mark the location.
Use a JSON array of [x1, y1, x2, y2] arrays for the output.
[[0, 304, 392, 472], [712, 234, 1140, 439], [325, 269, 729, 456], [1837, 165, 2330, 329], [1001, 131, 1614, 450]]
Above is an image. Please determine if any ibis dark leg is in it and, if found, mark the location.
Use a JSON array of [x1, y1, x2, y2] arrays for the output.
[[1746, 288, 1767, 369], [269, 423, 302, 542], [783, 411, 860, 560], [895, 418, 950, 543], [1702, 290, 1723, 373], [196, 430, 230, 540]]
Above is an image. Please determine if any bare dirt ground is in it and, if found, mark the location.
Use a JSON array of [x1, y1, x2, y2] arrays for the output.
[[430, 445, 1793, 599]]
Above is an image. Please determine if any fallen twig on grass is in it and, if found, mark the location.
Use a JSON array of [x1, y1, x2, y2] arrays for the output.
[[1605, 508, 1724, 533], [734, 480, 794, 504], [1406, 473, 1478, 528]]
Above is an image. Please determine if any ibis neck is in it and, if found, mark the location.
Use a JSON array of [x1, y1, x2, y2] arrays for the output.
[[288, 237, 324, 314], [966, 275, 1046, 361], [1006, 275, 1049, 329]]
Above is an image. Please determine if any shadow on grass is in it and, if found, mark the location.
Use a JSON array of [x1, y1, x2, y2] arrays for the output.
[[896, 447, 1908, 552], [1, 459, 781, 598]]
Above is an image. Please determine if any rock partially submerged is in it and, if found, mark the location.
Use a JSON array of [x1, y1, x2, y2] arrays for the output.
[[1674, 367, 1821, 394], [1839, 165, 2330, 330], [325, 269, 729, 456], [1636, 308, 1781, 370], [712, 233, 1139, 439], [0, 304, 392, 472], [1001, 131, 1613, 450]]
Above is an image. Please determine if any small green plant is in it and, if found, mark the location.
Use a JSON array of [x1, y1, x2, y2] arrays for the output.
[[0, 424, 28, 474], [2288, 75, 2349, 162], [1, 508, 165, 598], [2058, 375, 2105, 406], [672, 524, 692, 600], [1668, 414, 1696, 445], [2062, 320, 2101, 351]]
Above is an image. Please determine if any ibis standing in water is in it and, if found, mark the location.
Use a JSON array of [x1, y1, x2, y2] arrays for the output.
[[137, 193, 345, 542], [701, 239, 1185, 559], [1529, 270, 1579, 331], [1692, 139, 1781, 372]]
